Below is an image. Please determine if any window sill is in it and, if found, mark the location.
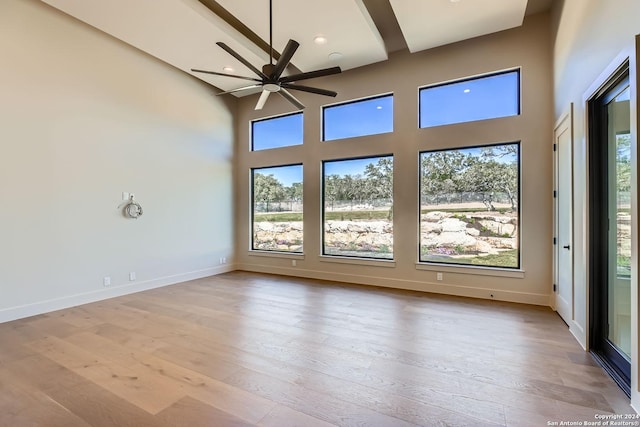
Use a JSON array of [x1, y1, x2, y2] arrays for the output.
[[248, 250, 305, 260], [319, 255, 396, 268], [415, 262, 525, 278]]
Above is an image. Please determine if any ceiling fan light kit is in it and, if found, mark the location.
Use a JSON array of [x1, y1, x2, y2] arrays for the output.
[[191, 0, 341, 110]]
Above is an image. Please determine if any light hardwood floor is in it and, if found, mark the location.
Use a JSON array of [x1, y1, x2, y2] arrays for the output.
[[0, 272, 633, 426]]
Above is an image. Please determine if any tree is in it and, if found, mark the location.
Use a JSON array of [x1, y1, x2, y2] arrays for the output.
[[286, 182, 303, 203], [463, 158, 518, 211], [420, 151, 468, 203], [253, 173, 285, 212], [324, 174, 341, 210], [364, 157, 394, 218]]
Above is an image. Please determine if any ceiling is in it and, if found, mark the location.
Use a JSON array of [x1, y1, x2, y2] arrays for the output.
[[41, 0, 553, 97]]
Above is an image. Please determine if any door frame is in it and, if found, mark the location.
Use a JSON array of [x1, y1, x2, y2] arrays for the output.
[[583, 47, 637, 399], [553, 104, 574, 326]]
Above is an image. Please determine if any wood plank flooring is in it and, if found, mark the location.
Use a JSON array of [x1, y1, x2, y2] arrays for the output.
[[0, 271, 633, 426]]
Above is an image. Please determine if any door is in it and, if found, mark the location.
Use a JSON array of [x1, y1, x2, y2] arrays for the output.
[[588, 63, 631, 396], [554, 108, 573, 325]]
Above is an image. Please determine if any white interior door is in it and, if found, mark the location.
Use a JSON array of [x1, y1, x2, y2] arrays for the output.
[[554, 107, 574, 324]]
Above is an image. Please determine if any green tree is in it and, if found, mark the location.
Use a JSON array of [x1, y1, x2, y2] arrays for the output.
[[253, 173, 285, 212], [364, 157, 393, 218], [420, 151, 468, 203], [324, 174, 341, 210]]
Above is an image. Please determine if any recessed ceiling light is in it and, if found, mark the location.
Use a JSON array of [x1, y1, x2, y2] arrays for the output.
[[314, 35, 328, 45], [376, 106, 383, 110], [463, 89, 471, 93], [450, 0, 462, 3], [328, 52, 343, 61], [223, 66, 234, 73]]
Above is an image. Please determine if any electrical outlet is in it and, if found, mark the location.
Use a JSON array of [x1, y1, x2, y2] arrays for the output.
[[436, 272, 443, 281], [129, 272, 136, 281], [292, 260, 297, 267], [122, 192, 129, 201], [222, 257, 226, 264], [103, 276, 111, 287]]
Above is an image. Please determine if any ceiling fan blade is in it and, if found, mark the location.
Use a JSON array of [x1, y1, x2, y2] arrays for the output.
[[270, 39, 299, 80], [279, 66, 342, 83], [281, 83, 337, 97], [278, 88, 305, 110], [255, 90, 271, 110], [191, 69, 261, 82], [216, 42, 268, 80], [217, 84, 262, 96]]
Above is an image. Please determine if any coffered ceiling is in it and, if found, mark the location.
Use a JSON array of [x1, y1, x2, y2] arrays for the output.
[[40, 0, 553, 96]]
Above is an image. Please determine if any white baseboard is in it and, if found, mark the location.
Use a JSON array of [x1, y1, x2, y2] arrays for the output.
[[0, 264, 236, 324], [239, 264, 550, 306]]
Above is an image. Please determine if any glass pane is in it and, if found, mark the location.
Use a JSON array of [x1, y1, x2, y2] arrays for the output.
[[323, 156, 393, 259], [252, 113, 303, 151], [420, 71, 519, 128], [607, 86, 631, 359], [252, 165, 303, 252], [323, 95, 393, 141], [419, 143, 520, 268]]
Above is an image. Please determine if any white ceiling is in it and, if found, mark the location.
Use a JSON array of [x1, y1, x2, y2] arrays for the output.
[[389, 0, 529, 53], [41, 0, 551, 97]]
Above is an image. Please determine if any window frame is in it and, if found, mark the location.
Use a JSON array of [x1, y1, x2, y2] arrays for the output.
[[250, 163, 304, 254], [321, 93, 394, 142], [321, 153, 394, 260], [250, 111, 304, 152], [418, 68, 521, 129], [418, 141, 521, 270]]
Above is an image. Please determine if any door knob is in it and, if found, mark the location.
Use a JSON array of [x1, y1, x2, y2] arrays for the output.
[[563, 245, 570, 250]]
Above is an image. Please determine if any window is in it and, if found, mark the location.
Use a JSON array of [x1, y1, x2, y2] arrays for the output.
[[419, 70, 520, 128], [322, 94, 393, 141], [252, 164, 303, 252], [419, 143, 520, 268], [251, 112, 303, 151], [323, 155, 393, 259]]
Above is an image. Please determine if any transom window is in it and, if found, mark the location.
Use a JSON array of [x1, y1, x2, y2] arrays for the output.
[[322, 94, 393, 141], [251, 112, 303, 151], [419, 70, 520, 128]]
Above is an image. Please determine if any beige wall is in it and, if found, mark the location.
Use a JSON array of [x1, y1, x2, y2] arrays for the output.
[[235, 14, 553, 305], [0, 0, 235, 321], [552, 0, 640, 411]]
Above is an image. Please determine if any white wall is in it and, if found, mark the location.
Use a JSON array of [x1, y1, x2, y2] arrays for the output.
[[552, 0, 640, 411], [0, 0, 235, 322], [235, 14, 553, 306]]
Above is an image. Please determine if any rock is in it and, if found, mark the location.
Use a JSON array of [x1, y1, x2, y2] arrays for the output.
[[423, 211, 450, 222], [440, 218, 468, 233], [475, 240, 499, 255], [466, 228, 480, 237]]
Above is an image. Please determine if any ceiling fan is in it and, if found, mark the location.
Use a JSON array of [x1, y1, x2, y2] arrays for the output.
[[191, 0, 341, 110]]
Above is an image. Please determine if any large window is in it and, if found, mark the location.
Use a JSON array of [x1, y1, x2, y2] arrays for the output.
[[252, 164, 303, 252], [419, 143, 520, 268], [322, 94, 393, 141], [323, 155, 393, 259], [419, 70, 520, 128], [251, 112, 303, 151]]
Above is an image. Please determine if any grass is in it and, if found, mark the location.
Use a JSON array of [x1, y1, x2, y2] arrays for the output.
[[254, 210, 391, 222], [422, 249, 519, 268]]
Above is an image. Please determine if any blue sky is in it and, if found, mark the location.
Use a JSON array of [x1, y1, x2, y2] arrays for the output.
[[252, 113, 303, 151], [323, 95, 393, 141], [254, 164, 302, 187], [324, 157, 386, 177], [420, 71, 519, 128]]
